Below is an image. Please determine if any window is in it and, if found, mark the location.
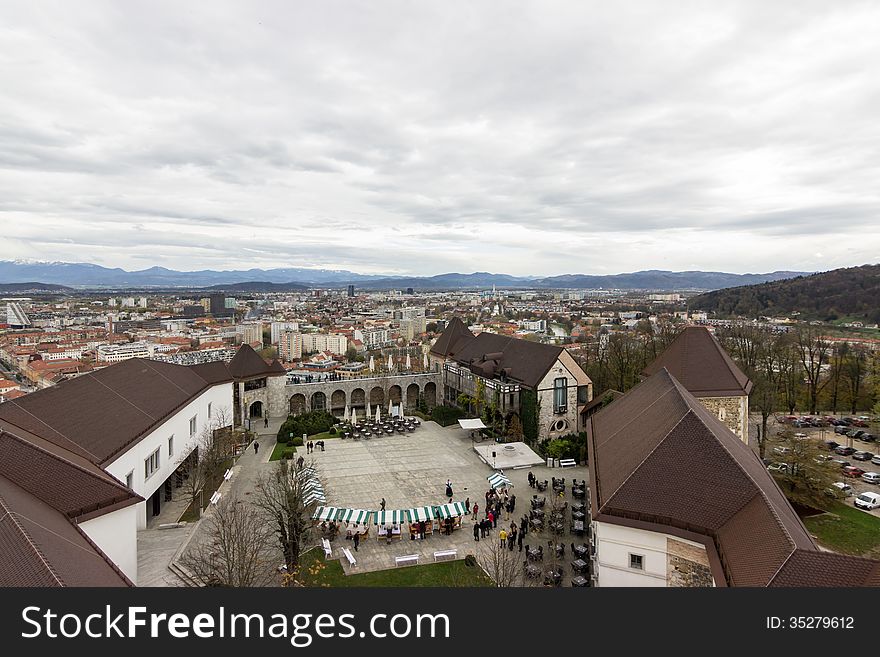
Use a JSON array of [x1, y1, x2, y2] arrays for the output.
[[125, 471, 134, 489], [189, 416, 197, 436], [144, 448, 160, 480], [168, 435, 174, 457], [208, 402, 212, 419], [244, 377, 267, 391], [629, 553, 644, 570], [554, 377, 567, 413]]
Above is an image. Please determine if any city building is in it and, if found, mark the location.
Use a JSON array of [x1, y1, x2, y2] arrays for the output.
[[347, 285, 355, 298], [587, 368, 880, 587], [278, 329, 303, 361], [641, 326, 752, 442], [430, 317, 592, 439], [301, 332, 348, 356], [97, 342, 153, 363], [270, 321, 299, 344], [229, 344, 287, 426], [236, 322, 263, 348], [6, 302, 31, 328], [354, 327, 391, 349]]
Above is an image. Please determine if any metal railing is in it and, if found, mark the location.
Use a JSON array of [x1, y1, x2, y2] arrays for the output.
[[285, 371, 439, 386]]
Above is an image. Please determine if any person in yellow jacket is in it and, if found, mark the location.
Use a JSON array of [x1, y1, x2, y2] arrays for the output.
[[499, 528, 508, 548]]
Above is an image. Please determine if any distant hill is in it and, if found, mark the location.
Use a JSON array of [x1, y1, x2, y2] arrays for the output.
[[0, 260, 809, 291], [690, 264, 880, 323], [0, 281, 73, 293], [205, 281, 308, 292]]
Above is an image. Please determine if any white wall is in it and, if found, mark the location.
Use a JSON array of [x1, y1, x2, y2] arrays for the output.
[[79, 504, 139, 583], [104, 382, 233, 529], [594, 522, 712, 587]]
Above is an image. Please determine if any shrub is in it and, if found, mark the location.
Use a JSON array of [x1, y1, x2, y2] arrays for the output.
[[464, 554, 477, 567], [328, 427, 336, 436], [291, 436, 304, 447], [431, 405, 466, 427], [281, 448, 295, 460], [286, 441, 294, 447], [277, 410, 336, 443]]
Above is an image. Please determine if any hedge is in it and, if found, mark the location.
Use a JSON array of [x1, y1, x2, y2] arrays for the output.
[[277, 410, 337, 443]]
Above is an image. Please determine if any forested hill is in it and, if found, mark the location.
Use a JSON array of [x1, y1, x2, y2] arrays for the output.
[[690, 264, 880, 322]]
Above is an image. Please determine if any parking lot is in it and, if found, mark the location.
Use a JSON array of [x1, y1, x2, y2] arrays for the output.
[[763, 414, 880, 518]]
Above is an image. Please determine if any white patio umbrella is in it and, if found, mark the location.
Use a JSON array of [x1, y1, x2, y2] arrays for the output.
[[368, 355, 374, 372], [423, 353, 429, 370], [388, 398, 393, 415], [366, 401, 372, 419], [405, 353, 411, 370], [344, 405, 350, 423], [387, 354, 393, 371], [375, 406, 381, 423]]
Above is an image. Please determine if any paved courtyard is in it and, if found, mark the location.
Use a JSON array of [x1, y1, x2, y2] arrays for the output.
[[309, 421, 590, 585]]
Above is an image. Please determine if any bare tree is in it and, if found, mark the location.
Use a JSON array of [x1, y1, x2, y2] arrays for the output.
[[178, 494, 277, 587], [252, 457, 314, 577], [475, 537, 525, 587], [844, 346, 867, 415], [796, 329, 831, 415], [174, 406, 234, 514]]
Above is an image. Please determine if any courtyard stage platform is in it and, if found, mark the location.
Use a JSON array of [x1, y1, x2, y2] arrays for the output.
[[472, 441, 544, 470]]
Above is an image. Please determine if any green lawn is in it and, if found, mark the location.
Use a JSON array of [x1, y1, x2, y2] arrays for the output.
[[803, 501, 880, 557], [269, 431, 340, 461], [296, 548, 493, 587]]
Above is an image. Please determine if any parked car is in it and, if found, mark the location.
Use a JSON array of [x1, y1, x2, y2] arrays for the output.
[[828, 481, 854, 497], [852, 451, 874, 462], [831, 459, 851, 468], [852, 419, 870, 428], [853, 430, 867, 439], [834, 426, 849, 435], [871, 454, 880, 466], [841, 417, 855, 425], [842, 466, 866, 478], [854, 491, 880, 510], [860, 433, 876, 443], [861, 472, 880, 485], [814, 455, 834, 464], [773, 446, 792, 456], [767, 463, 789, 474], [793, 432, 808, 439], [835, 446, 856, 456], [824, 439, 840, 450]]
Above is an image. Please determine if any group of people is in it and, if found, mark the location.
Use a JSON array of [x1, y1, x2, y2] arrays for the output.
[[527, 472, 548, 490], [306, 440, 325, 453]]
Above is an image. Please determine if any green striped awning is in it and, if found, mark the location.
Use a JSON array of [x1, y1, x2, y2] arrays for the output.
[[312, 506, 338, 521], [405, 506, 436, 523], [488, 472, 512, 489], [434, 501, 467, 519], [374, 509, 404, 526], [335, 508, 372, 525], [303, 490, 326, 506]]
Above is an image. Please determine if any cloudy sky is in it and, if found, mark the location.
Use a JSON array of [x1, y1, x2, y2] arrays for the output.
[[1, 1, 879, 277]]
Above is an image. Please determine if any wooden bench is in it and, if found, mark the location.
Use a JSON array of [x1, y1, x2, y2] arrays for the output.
[[559, 459, 577, 468], [341, 547, 357, 568], [395, 554, 420, 567], [433, 549, 457, 562], [322, 538, 332, 559]]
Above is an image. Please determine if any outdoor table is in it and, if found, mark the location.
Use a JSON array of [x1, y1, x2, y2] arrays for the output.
[[572, 511, 586, 522], [531, 497, 546, 509], [407, 425, 415, 432], [554, 543, 565, 558], [524, 564, 541, 579], [571, 520, 585, 536], [544, 567, 563, 587], [550, 521, 565, 535], [573, 544, 589, 559], [571, 502, 586, 513], [573, 488, 586, 499], [571, 558, 589, 574], [571, 576, 589, 587], [535, 481, 548, 492], [526, 547, 543, 562], [529, 508, 545, 520], [353, 433, 362, 440], [528, 518, 544, 532]]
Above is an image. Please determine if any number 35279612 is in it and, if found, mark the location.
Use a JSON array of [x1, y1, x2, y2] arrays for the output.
[[766, 617, 854, 629]]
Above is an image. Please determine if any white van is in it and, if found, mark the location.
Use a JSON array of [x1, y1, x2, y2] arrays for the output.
[[829, 482, 853, 497], [854, 491, 880, 510]]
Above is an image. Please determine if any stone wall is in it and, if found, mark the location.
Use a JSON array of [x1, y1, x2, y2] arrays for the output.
[[697, 395, 749, 443], [666, 538, 714, 587]]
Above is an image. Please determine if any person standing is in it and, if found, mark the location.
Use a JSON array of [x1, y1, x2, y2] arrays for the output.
[[465, 497, 470, 514], [419, 520, 426, 540], [264, 416, 269, 428], [487, 510, 494, 529], [473, 522, 480, 542], [517, 528, 524, 552], [380, 498, 386, 511], [472, 503, 479, 520], [499, 528, 507, 548], [509, 527, 517, 551], [253, 440, 260, 455], [353, 531, 360, 552]]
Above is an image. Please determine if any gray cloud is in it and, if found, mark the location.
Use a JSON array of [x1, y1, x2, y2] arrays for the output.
[[0, 0, 878, 276]]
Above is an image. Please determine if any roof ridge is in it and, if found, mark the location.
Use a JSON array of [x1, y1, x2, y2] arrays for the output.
[[0, 491, 64, 586], [3, 399, 101, 462], [138, 359, 200, 397], [90, 374, 158, 423]]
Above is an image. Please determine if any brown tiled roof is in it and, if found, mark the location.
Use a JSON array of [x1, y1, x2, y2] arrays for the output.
[[768, 550, 880, 587], [642, 326, 753, 397], [429, 317, 475, 359], [228, 344, 285, 379], [190, 360, 234, 385], [589, 368, 833, 587], [0, 430, 140, 521], [0, 358, 218, 466], [448, 332, 564, 389], [0, 475, 132, 587]]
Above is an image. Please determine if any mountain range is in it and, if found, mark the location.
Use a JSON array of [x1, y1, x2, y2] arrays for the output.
[[0, 260, 808, 291]]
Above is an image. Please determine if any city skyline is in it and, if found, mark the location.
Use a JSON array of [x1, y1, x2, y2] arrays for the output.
[[1, 2, 879, 277]]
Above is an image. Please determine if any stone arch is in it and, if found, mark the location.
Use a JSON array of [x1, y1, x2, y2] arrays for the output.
[[249, 400, 263, 418], [423, 381, 437, 408], [350, 387, 365, 409], [289, 393, 306, 416], [331, 389, 347, 413], [310, 391, 327, 412], [406, 383, 420, 410], [369, 386, 384, 406], [388, 385, 402, 405]]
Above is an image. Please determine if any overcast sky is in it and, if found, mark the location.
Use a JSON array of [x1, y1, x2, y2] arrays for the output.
[[1, 1, 879, 277]]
